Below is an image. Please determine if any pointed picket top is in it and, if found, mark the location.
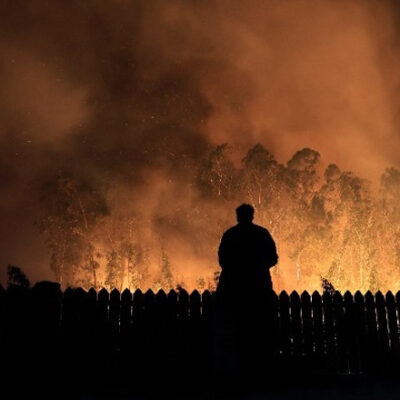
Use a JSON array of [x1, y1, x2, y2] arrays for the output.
[[178, 288, 189, 315], [98, 287, 109, 302], [375, 291, 385, 307], [190, 290, 201, 301], [354, 291, 363, 302], [189, 290, 201, 316], [365, 291, 374, 302], [144, 289, 155, 302], [167, 289, 177, 301], [375, 293, 387, 334], [301, 290, 310, 299], [121, 288, 132, 302], [156, 289, 167, 301], [178, 288, 189, 301], [344, 291, 352, 300], [395, 291, 400, 304], [343, 292, 353, 309], [290, 291, 300, 301], [333, 291, 343, 303], [88, 287, 97, 296], [133, 289, 143, 306], [201, 290, 212, 308], [311, 290, 321, 302], [300, 292, 311, 311], [322, 290, 332, 303], [87, 287, 97, 303], [110, 288, 120, 300], [280, 290, 289, 300], [385, 291, 395, 302]]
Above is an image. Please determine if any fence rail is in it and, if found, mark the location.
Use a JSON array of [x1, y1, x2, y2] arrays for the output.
[[1, 282, 400, 375]]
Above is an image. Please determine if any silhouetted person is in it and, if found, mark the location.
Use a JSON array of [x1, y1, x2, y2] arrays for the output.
[[214, 203, 278, 378]]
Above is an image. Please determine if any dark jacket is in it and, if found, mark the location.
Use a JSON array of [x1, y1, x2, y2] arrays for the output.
[[217, 222, 278, 293]]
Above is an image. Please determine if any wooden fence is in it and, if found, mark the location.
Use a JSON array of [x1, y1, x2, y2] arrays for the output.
[[1, 282, 400, 375]]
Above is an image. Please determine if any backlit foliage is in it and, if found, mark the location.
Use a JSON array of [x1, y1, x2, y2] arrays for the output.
[[38, 144, 400, 292]]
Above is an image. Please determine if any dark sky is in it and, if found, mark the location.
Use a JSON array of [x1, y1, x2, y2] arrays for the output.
[[1, 0, 400, 284]]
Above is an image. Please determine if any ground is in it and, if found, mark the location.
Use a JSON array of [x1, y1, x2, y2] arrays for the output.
[[77, 374, 400, 400]]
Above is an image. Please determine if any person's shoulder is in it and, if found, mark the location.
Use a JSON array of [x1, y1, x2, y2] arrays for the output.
[[252, 224, 272, 236], [252, 223, 268, 232], [223, 225, 239, 236]]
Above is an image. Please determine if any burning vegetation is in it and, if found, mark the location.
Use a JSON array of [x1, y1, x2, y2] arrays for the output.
[[2, 0, 400, 292], [37, 143, 400, 293]]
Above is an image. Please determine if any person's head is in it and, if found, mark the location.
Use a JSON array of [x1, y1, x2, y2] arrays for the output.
[[236, 203, 254, 225]]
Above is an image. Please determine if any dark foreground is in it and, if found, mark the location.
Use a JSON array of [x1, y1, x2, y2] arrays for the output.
[[4, 358, 400, 400], [3, 283, 400, 399], [79, 373, 400, 400]]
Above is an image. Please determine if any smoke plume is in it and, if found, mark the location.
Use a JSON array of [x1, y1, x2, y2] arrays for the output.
[[1, 0, 400, 289]]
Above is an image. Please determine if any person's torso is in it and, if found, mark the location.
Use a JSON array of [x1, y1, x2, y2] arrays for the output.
[[219, 224, 272, 291]]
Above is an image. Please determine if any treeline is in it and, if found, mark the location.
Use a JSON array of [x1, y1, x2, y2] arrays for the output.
[[198, 144, 400, 292], [37, 143, 400, 292]]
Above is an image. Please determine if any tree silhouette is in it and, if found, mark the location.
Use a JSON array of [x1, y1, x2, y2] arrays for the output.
[[38, 175, 108, 286], [7, 265, 30, 288], [34, 143, 400, 292]]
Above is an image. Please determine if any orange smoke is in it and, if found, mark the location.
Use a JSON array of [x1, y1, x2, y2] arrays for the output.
[[1, 1, 400, 291]]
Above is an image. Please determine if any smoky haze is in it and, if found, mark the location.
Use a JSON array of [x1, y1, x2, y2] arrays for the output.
[[1, 0, 400, 286]]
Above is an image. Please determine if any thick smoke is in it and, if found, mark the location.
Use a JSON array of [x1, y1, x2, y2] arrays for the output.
[[1, 0, 400, 288]]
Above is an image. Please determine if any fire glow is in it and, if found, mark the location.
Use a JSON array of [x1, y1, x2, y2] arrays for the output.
[[2, 1, 400, 292], [37, 144, 400, 293]]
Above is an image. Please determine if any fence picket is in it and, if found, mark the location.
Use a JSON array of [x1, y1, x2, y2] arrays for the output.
[[376, 291, 389, 370], [132, 289, 144, 366], [353, 291, 366, 373], [96, 288, 110, 362], [3, 286, 400, 375], [110, 289, 121, 350], [311, 291, 323, 363], [87, 288, 97, 338], [201, 290, 213, 321], [365, 291, 378, 373], [333, 291, 346, 373], [290, 291, 302, 360], [386, 291, 399, 369], [120, 289, 132, 353], [178, 289, 189, 321], [190, 290, 201, 321], [343, 291, 358, 373], [279, 291, 291, 359], [322, 291, 335, 372], [156, 290, 168, 362], [301, 291, 312, 371]]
